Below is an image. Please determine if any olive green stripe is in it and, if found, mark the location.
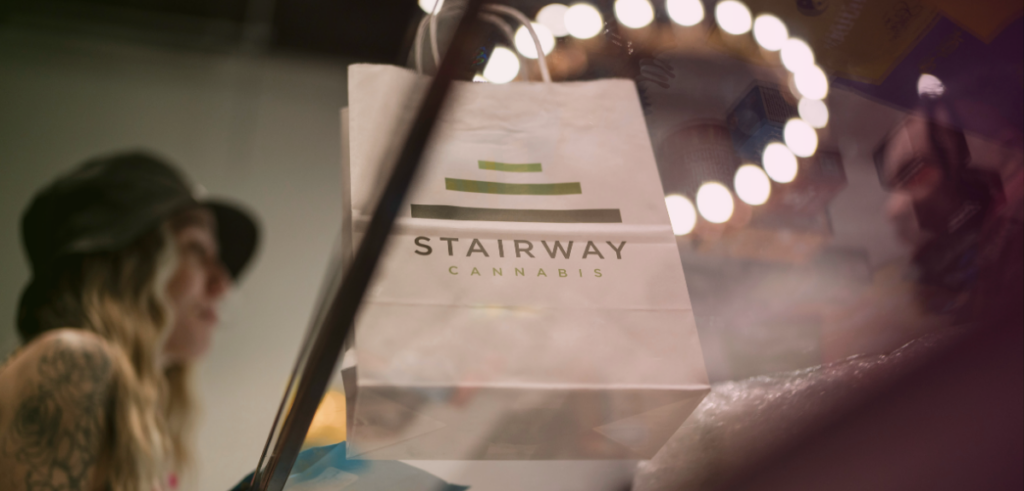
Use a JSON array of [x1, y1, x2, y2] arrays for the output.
[[411, 205, 622, 223], [478, 161, 543, 172], [445, 178, 581, 195]]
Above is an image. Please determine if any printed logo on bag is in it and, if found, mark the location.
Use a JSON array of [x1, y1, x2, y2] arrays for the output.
[[410, 160, 625, 279]]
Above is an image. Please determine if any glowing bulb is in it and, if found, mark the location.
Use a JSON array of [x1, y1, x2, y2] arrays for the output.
[[483, 46, 520, 84], [665, 194, 697, 235], [418, 0, 443, 14], [794, 65, 828, 100], [781, 38, 814, 72], [565, 3, 603, 39], [752, 14, 787, 51], [666, 0, 705, 26], [537, 4, 570, 37], [918, 73, 945, 98], [762, 142, 798, 183], [514, 23, 556, 59], [615, 0, 655, 28], [715, 1, 753, 35], [734, 164, 771, 205], [798, 98, 829, 128], [784, 118, 818, 157], [696, 182, 734, 223]]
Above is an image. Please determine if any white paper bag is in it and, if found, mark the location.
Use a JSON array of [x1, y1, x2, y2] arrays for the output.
[[340, 62, 709, 460]]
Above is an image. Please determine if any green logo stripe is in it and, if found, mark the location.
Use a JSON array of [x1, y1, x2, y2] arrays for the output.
[[478, 161, 543, 172], [411, 205, 621, 223], [445, 178, 581, 195]]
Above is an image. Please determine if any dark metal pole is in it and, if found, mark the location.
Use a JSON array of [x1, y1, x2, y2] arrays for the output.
[[252, 2, 484, 489]]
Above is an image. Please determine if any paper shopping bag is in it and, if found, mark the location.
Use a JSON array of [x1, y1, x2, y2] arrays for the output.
[[340, 63, 709, 460]]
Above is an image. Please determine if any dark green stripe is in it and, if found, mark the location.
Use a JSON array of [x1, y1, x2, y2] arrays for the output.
[[445, 178, 581, 195], [411, 205, 621, 223], [478, 161, 543, 172]]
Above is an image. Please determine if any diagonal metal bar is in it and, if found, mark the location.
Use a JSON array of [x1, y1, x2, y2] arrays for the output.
[[251, 2, 485, 489]]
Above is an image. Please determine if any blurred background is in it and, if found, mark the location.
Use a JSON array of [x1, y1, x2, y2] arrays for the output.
[[1, 0, 1020, 489]]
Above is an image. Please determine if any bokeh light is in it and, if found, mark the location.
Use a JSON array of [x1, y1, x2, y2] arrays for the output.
[[483, 46, 521, 84], [784, 118, 818, 157], [418, 0, 443, 14], [514, 23, 556, 59], [565, 3, 604, 39], [666, 0, 705, 26], [665, 194, 698, 235], [734, 164, 771, 205], [794, 64, 829, 100], [917, 73, 945, 98], [762, 142, 798, 183], [696, 182, 735, 223], [798, 98, 829, 128], [537, 3, 570, 37], [752, 14, 787, 51], [781, 38, 815, 72], [715, 1, 753, 35], [615, 0, 655, 29]]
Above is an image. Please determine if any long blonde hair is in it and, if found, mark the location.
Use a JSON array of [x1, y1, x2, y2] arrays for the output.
[[30, 222, 193, 491]]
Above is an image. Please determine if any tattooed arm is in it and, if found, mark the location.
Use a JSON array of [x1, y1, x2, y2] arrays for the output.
[[0, 329, 114, 491]]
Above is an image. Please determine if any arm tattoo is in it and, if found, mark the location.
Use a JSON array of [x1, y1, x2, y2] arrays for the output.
[[1, 338, 113, 491]]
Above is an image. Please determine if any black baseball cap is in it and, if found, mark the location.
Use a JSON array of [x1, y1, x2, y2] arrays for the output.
[[17, 151, 259, 341]]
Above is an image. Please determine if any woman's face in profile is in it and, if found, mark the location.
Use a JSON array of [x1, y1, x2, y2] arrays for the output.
[[163, 209, 231, 365]]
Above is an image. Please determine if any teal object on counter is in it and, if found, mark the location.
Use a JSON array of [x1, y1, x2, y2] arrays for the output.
[[230, 443, 468, 491]]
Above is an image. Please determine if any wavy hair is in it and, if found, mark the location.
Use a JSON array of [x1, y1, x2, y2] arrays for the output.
[[29, 219, 193, 491]]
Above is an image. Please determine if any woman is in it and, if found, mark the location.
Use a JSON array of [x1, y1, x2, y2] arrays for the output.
[[0, 152, 258, 491]]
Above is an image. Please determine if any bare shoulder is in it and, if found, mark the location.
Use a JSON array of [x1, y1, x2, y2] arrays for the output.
[[1, 329, 115, 392], [0, 328, 115, 491]]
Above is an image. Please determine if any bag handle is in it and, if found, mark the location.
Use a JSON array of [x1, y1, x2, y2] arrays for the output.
[[414, 3, 551, 83]]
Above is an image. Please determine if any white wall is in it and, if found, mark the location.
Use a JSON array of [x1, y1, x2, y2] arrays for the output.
[[0, 27, 350, 490]]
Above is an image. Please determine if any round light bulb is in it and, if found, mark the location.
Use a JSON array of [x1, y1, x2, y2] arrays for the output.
[[917, 73, 945, 98], [798, 98, 829, 128], [564, 3, 603, 39], [784, 118, 818, 157], [696, 182, 735, 224], [666, 0, 705, 26], [794, 64, 829, 100], [665, 194, 698, 235], [482, 46, 521, 84], [536, 4, 570, 37], [418, 0, 443, 14], [752, 14, 787, 51], [514, 23, 556, 59], [715, 1, 753, 35], [734, 164, 771, 205], [615, 0, 655, 29], [781, 38, 815, 72], [762, 142, 798, 183]]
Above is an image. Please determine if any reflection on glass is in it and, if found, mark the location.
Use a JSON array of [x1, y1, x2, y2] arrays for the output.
[[564, 3, 603, 39], [798, 98, 829, 128], [514, 23, 556, 59], [483, 46, 520, 83], [734, 164, 771, 205], [714, 0, 752, 35], [753, 14, 787, 51], [784, 118, 818, 157], [917, 73, 945, 98], [666, 0, 704, 26], [418, 0, 443, 14], [794, 65, 829, 100], [762, 142, 798, 183], [665, 194, 698, 235], [696, 182, 735, 223], [536, 3, 570, 37], [781, 38, 815, 72], [614, 0, 655, 29]]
